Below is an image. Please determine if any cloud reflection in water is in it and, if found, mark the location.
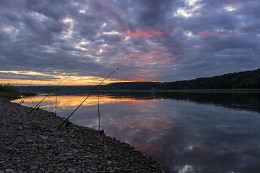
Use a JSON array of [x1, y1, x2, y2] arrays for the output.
[[14, 94, 260, 172]]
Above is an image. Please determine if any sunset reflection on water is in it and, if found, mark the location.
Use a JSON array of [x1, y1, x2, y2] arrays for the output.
[[17, 95, 141, 108], [13, 94, 260, 173]]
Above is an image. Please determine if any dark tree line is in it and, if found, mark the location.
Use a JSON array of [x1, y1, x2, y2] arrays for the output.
[[15, 69, 260, 91], [159, 69, 260, 89], [102, 82, 159, 90], [102, 69, 260, 90]]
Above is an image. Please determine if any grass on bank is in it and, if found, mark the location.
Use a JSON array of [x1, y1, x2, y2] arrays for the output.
[[0, 91, 21, 99], [0, 84, 21, 99]]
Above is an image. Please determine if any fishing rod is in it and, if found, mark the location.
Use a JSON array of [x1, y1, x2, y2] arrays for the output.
[[54, 74, 71, 115], [27, 73, 72, 115], [27, 94, 49, 115], [30, 96, 35, 107], [57, 67, 119, 130], [98, 86, 100, 131], [26, 75, 36, 93], [19, 75, 36, 105]]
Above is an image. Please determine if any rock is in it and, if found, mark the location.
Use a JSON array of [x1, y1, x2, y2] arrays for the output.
[[66, 156, 74, 160], [4, 169, 15, 173], [60, 157, 67, 162], [98, 129, 104, 134], [104, 145, 108, 151], [107, 160, 112, 165], [67, 168, 76, 173], [30, 165, 38, 170], [26, 139, 34, 144], [40, 135, 48, 140], [17, 126, 23, 130], [73, 149, 79, 154]]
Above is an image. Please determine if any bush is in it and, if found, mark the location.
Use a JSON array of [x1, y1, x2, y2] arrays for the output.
[[0, 84, 18, 92]]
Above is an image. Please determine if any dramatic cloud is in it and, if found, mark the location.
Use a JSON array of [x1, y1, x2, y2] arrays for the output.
[[0, 0, 259, 85]]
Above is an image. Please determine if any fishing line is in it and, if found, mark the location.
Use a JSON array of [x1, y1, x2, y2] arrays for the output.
[[28, 73, 71, 115], [57, 68, 119, 130], [19, 75, 36, 105], [54, 74, 71, 115]]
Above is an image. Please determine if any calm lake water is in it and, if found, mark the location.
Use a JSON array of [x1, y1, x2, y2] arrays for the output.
[[14, 92, 260, 173]]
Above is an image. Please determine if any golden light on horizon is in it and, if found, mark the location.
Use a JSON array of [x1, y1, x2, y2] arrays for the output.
[[0, 69, 131, 86], [0, 79, 54, 86], [0, 78, 131, 86], [13, 95, 143, 108], [0, 78, 158, 86], [0, 70, 157, 86]]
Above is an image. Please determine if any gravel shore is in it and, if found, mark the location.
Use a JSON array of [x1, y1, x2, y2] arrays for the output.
[[0, 98, 169, 173]]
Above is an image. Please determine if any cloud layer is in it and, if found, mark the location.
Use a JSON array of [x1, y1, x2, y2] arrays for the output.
[[0, 0, 259, 84]]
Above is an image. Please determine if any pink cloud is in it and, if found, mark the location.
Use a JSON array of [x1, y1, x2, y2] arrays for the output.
[[128, 53, 153, 60], [126, 30, 165, 38], [128, 124, 137, 129], [162, 56, 172, 63], [127, 50, 174, 63]]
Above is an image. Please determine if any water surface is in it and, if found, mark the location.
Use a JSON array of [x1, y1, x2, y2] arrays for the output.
[[14, 93, 260, 173]]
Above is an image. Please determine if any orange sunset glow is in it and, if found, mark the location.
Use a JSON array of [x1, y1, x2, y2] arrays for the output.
[[15, 95, 144, 108], [0, 75, 130, 86], [126, 30, 165, 38]]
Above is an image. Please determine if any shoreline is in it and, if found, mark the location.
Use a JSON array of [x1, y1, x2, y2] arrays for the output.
[[96, 89, 260, 93], [0, 98, 169, 172]]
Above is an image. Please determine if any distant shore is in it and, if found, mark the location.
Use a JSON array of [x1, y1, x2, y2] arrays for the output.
[[0, 98, 168, 172], [97, 89, 260, 93], [16, 85, 260, 95]]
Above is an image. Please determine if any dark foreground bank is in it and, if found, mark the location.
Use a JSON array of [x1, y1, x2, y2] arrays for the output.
[[0, 98, 169, 173]]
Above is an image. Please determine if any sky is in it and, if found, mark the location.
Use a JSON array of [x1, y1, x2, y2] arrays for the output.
[[0, 0, 259, 85]]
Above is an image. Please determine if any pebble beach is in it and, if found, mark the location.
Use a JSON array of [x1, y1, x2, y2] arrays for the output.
[[0, 98, 169, 173]]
